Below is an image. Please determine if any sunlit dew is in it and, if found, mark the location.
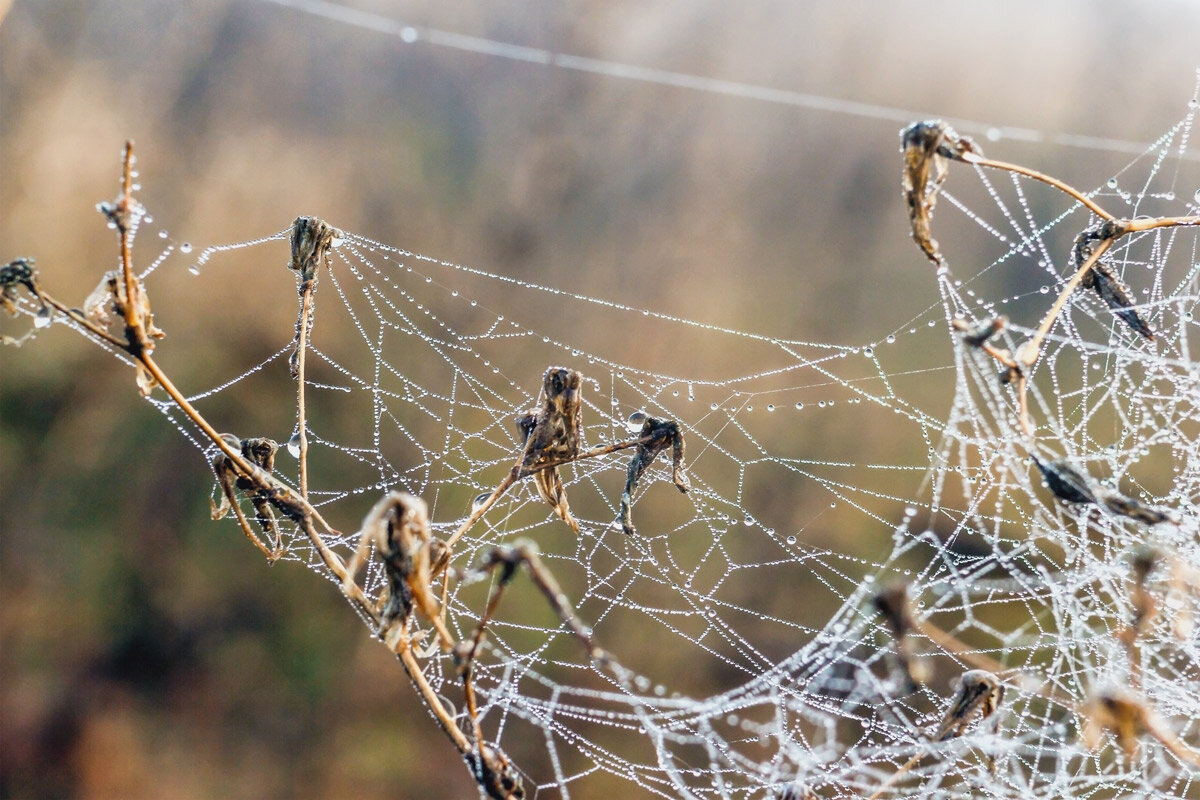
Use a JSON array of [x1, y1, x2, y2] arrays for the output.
[[85, 88, 1200, 800]]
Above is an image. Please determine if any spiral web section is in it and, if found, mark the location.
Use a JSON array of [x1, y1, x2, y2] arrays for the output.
[[119, 97, 1200, 799]]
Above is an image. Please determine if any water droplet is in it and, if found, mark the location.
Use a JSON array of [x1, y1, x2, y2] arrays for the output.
[[1039, 285, 1049, 294], [1193, 188, 1200, 204], [986, 127, 1002, 142], [330, 236, 344, 247], [286, 432, 302, 458], [471, 492, 491, 514], [157, 230, 168, 239], [785, 535, 796, 545], [905, 506, 918, 516], [794, 402, 803, 410], [400, 26, 418, 42], [179, 242, 192, 254], [766, 404, 775, 412], [626, 411, 647, 432], [187, 266, 200, 276], [863, 347, 873, 357], [885, 334, 896, 344], [1107, 178, 1118, 189], [33, 306, 52, 328]]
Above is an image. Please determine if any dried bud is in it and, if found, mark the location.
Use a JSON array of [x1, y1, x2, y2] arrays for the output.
[[953, 316, 1007, 347], [933, 670, 1005, 741]]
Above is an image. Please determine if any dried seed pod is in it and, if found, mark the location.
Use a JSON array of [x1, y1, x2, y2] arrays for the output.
[[1074, 225, 1154, 341], [288, 216, 339, 284], [618, 415, 690, 535], [1081, 688, 1153, 759], [1031, 456, 1096, 505], [346, 491, 442, 636], [1095, 487, 1170, 526], [518, 367, 585, 532], [467, 744, 526, 800], [953, 316, 1007, 348], [900, 120, 982, 264], [933, 669, 1005, 741], [0, 258, 42, 316]]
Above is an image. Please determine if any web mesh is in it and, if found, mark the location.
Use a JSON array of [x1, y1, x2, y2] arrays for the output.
[[40, 87, 1200, 798]]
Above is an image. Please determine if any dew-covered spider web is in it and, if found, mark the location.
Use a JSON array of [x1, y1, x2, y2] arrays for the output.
[[48, 84, 1200, 799]]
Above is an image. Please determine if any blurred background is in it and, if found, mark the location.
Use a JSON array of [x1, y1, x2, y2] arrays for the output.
[[2, 1, 1199, 797]]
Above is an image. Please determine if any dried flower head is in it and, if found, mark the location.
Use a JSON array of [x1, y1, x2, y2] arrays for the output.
[[1075, 224, 1153, 341], [933, 670, 1005, 741], [900, 120, 981, 264], [619, 414, 689, 535], [1081, 688, 1152, 759], [517, 367, 585, 532]]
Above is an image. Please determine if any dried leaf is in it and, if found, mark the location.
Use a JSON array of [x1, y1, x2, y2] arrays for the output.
[[1081, 688, 1152, 759], [900, 120, 981, 264], [1083, 261, 1154, 341], [519, 367, 584, 532], [1031, 456, 1096, 505], [619, 415, 689, 535], [1074, 226, 1153, 341], [933, 669, 1005, 741], [135, 362, 159, 396]]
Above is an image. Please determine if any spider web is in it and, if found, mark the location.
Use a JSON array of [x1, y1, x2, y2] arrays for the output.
[[55, 85, 1200, 799]]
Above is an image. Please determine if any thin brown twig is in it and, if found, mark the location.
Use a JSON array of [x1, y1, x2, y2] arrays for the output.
[[296, 284, 313, 499], [971, 156, 1112, 221], [441, 434, 652, 558]]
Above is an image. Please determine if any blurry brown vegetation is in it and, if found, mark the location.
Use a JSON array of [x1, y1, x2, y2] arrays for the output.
[[2, 1, 1199, 798]]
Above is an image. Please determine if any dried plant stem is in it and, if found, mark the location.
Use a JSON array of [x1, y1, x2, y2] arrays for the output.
[[1016, 238, 1113, 369], [40, 294, 129, 349], [78, 144, 490, 789], [865, 751, 922, 800], [914, 619, 1011, 678], [296, 283, 313, 498], [972, 156, 1112, 221], [396, 635, 473, 752], [1125, 215, 1200, 233], [443, 435, 653, 556]]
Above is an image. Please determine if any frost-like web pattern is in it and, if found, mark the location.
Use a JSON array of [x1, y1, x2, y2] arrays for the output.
[[55, 90, 1200, 799]]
